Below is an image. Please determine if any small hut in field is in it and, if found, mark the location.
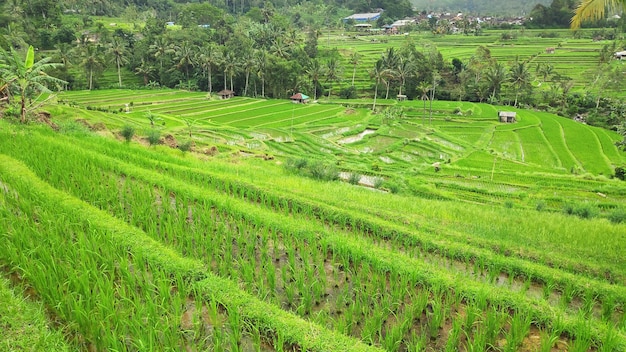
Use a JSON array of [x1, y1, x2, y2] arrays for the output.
[[498, 111, 517, 123], [545, 47, 555, 54], [217, 89, 235, 100], [290, 93, 310, 104]]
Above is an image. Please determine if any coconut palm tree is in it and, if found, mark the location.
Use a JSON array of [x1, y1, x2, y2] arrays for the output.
[[395, 58, 414, 97], [305, 59, 325, 101], [325, 57, 342, 100], [509, 57, 532, 107], [79, 44, 105, 90], [0, 45, 66, 123], [417, 81, 431, 125], [172, 41, 196, 90], [134, 58, 155, 86], [349, 51, 360, 87], [485, 62, 507, 102], [571, 0, 626, 29], [369, 60, 385, 111], [107, 37, 128, 88], [253, 49, 267, 98]]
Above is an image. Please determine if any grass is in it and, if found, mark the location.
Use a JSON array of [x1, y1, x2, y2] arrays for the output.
[[0, 276, 74, 352]]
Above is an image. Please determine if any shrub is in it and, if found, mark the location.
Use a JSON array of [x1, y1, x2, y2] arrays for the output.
[[339, 86, 357, 99], [308, 161, 339, 181], [608, 208, 626, 224], [120, 125, 135, 142], [58, 121, 91, 136], [178, 139, 193, 153], [564, 202, 598, 219], [348, 173, 361, 185], [146, 129, 161, 146], [535, 200, 546, 212], [373, 177, 384, 189], [615, 166, 625, 181], [284, 158, 308, 172]]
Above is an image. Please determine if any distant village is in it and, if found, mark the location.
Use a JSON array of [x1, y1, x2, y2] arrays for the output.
[[344, 10, 532, 35]]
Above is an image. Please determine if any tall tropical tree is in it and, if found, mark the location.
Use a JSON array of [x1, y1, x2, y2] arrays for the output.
[[508, 57, 532, 107], [349, 51, 360, 87], [149, 37, 171, 69], [253, 49, 267, 98], [571, 0, 626, 29], [305, 59, 325, 101], [134, 58, 155, 86], [325, 57, 342, 100], [80, 44, 106, 90], [417, 81, 431, 125], [107, 38, 128, 88], [0, 45, 66, 123], [369, 60, 385, 111], [485, 62, 507, 102], [395, 58, 414, 97], [172, 41, 196, 90]]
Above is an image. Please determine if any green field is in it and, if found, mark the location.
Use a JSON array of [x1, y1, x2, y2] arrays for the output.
[[1, 88, 626, 351]]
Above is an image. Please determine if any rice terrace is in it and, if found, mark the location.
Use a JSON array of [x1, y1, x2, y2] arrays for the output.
[[2, 0, 626, 350]]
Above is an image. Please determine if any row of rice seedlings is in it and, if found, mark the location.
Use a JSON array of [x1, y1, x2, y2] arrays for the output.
[[58, 129, 624, 317], [0, 154, 382, 352], [78, 173, 609, 351], [2, 131, 620, 346], [0, 188, 223, 350]]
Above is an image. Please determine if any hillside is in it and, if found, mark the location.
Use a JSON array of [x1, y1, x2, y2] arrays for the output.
[[410, 0, 553, 15]]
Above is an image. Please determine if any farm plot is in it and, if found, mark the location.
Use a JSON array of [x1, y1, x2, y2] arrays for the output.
[[4, 126, 626, 351]]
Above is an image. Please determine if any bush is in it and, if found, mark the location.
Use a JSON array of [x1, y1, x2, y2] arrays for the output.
[[615, 166, 626, 181], [348, 173, 361, 185], [564, 202, 598, 219], [535, 200, 546, 212], [339, 86, 358, 99], [608, 208, 626, 224], [284, 158, 308, 172], [308, 161, 339, 181], [178, 139, 193, 153], [373, 177, 384, 189], [120, 125, 135, 142], [146, 129, 161, 146]]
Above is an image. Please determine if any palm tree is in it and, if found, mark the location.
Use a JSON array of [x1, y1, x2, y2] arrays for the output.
[[149, 37, 171, 69], [380, 48, 399, 99], [485, 62, 507, 102], [107, 38, 128, 88], [369, 60, 385, 111], [417, 81, 431, 125], [80, 44, 105, 90], [349, 51, 360, 86], [134, 59, 155, 86], [325, 57, 342, 100], [0, 45, 66, 123], [305, 59, 325, 101], [172, 41, 196, 90], [571, 0, 626, 29], [508, 57, 532, 107], [196, 45, 222, 95], [253, 49, 267, 98], [395, 58, 414, 97]]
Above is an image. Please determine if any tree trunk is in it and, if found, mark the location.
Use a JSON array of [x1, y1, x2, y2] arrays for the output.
[[117, 59, 122, 87], [208, 67, 213, 94], [372, 81, 378, 111], [244, 70, 249, 96], [20, 91, 26, 124], [352, 66, 356, 86]]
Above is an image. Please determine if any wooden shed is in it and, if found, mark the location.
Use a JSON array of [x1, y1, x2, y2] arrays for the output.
[[217, 89, 235, 100], [498, 111, 517, 123], [290, 93, 310, 104]]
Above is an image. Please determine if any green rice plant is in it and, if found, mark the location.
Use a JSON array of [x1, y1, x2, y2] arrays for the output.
[[505, 310, 532, 351], [445, 317, 464, 352], [539, 327, 561, 352]]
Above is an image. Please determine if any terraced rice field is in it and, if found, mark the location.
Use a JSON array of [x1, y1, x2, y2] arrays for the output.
[[3, 87, 625, 351]]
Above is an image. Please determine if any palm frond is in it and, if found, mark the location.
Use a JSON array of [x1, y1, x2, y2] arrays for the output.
[[571, 0, 625, 29]]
